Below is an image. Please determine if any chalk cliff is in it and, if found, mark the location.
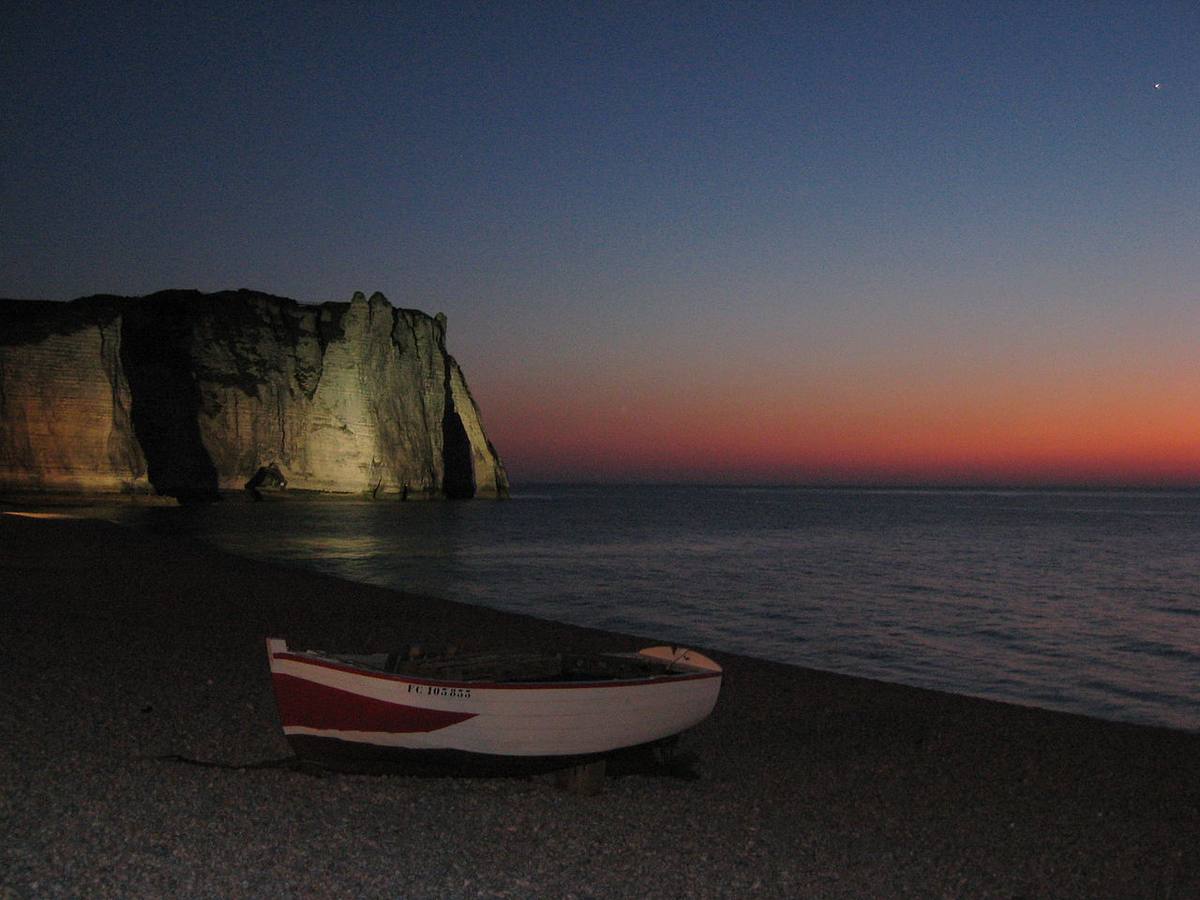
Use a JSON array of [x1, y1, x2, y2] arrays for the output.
[[0, 290, 508, 499]]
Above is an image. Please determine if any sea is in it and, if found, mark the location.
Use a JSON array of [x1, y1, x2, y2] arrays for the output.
[[114, 485, 1199, 733]]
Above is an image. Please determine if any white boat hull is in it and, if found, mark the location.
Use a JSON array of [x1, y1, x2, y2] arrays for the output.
[[266, 638, 722, 770]]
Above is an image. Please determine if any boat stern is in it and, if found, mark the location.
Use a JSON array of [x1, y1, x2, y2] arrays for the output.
[[637, 645, 723, 674]]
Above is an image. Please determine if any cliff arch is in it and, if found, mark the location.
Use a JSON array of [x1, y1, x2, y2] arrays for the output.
[[441, 406, 475, 499]]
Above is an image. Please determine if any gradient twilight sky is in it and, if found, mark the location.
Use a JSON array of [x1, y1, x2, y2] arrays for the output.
[[3, 2, 1198, 486]]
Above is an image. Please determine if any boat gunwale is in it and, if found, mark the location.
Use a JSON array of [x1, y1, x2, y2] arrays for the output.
[[271, 650, 722, 691]]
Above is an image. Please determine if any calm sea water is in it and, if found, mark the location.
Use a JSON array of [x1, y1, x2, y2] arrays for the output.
[[118, 485, 1199, 732]]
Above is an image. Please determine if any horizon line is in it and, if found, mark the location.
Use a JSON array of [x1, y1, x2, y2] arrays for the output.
[[508, 479, 1200, 493]]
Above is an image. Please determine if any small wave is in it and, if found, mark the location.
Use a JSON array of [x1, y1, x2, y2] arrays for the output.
[[1152, 604, 1200, 618]]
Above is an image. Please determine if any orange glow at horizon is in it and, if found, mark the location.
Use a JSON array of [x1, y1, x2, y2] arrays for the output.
[[478, 370, 1200, 486], [467, 290, 1200, 487]]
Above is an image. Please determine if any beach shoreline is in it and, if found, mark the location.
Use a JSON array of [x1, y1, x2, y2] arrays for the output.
[[2, 513, 1197, 897]]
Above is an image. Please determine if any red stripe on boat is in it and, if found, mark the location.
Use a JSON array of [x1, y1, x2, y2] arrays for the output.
[[272, 673, 477, 733]]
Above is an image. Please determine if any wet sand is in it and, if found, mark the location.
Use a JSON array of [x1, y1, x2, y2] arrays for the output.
[[2, 512, 1197, 897]]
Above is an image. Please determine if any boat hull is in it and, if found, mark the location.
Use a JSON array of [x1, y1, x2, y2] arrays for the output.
[[267, 638, 722, 770]]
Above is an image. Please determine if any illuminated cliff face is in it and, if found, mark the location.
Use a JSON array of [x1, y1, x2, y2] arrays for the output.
[[0, 301, 147, 494], [0, 290, 508, 499]]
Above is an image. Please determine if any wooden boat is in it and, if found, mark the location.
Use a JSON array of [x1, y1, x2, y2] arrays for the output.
[[266, 637, 722, 774]]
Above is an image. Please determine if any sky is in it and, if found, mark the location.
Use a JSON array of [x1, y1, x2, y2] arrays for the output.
[[3, 2, 1198, 486]]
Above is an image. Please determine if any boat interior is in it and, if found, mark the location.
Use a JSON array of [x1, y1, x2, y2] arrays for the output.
[[311, 646, 688, 684]]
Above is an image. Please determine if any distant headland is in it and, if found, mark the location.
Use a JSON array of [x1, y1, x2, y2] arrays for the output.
[[0, 289, 508, 501]]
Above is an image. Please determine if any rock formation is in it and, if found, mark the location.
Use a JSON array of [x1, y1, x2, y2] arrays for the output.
[[0, 290, 508, 500]]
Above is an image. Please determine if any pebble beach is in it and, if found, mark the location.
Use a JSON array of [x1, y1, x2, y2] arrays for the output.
[[2, 512, 1197, 898]]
